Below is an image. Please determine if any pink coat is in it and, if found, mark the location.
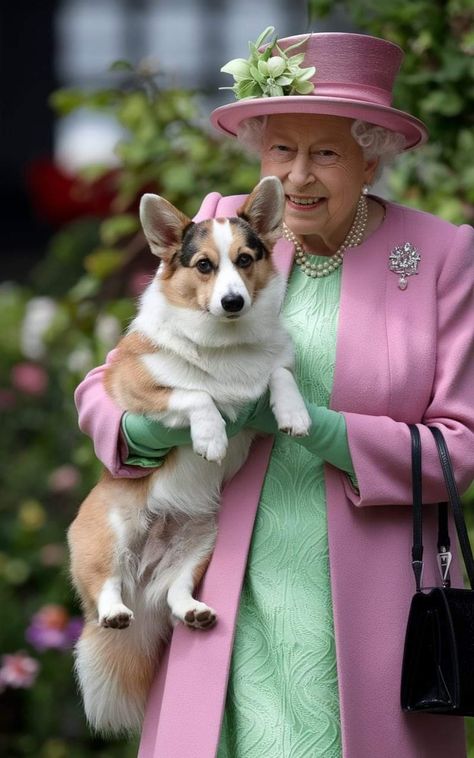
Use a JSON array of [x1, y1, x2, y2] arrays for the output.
[[75, 193, 474, 757]]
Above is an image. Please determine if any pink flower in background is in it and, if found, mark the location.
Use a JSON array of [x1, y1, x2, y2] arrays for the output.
[[0, 652, 40, 692], [10, 362, 49, 396], [48, 465, 80, 493], [25, 604, 83, 652]]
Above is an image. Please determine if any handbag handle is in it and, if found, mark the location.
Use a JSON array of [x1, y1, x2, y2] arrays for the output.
[[409, 424, 424, 592], [409, 424, 474, 591], [429, 426, 474, 589]]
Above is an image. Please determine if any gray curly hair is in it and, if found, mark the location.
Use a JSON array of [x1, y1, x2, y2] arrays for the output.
[[236, 116, 406, 180]]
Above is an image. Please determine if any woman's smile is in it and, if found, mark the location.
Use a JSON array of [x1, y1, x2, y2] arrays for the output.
[[286, 195, 326, 211]]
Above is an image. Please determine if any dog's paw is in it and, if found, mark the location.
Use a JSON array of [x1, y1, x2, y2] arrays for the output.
[[191, 417, 228, 463], [182, 601, 217, 630], [99, 604, 134, 630], [275, 406, 312, 437]]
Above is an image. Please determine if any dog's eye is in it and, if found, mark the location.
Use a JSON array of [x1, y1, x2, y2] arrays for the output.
[[236, 253, 253, 268], [196, 258, 213, 274]]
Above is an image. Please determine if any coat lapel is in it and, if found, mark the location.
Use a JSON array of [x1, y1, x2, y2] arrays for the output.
[[330, 200, 396, 416]]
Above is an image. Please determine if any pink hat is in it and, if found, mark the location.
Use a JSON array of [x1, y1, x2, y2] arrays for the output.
[[210, 32, 428, 151]]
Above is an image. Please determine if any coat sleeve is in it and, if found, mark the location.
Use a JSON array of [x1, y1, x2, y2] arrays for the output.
[[342, 223, 474, 507], [73, 191, 224, 478], [74, 349, 150, 478]]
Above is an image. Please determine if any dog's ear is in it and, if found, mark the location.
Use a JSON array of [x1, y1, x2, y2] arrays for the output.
[[139, 194, 192, 259], [237, 176, 285, 249]]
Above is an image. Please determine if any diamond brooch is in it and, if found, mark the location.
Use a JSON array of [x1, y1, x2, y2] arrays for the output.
[[389, 242, 421, 290]]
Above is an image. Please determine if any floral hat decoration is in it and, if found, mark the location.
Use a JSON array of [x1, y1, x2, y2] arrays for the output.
[[211, 27, 428, 151], [220, 26, 316, 99]]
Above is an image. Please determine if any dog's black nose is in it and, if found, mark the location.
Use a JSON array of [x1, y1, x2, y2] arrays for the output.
[[221, 294, 245, 313]]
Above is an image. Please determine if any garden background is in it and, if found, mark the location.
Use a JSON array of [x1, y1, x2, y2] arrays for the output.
[[0, 1, 473, 756]]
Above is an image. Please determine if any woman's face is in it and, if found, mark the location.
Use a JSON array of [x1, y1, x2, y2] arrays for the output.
[[260, 113, 378, 253]]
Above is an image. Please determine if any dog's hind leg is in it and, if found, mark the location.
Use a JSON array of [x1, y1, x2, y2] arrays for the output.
[[68, 475, 148, 629], [167, 553, 217, 629], [96, 576, 134, 629], [144, 516, 218, 630], [167, 518, 218, 629]]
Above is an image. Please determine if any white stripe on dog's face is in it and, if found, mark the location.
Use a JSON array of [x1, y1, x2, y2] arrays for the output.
[[208, 220, 251, 318], [157, 215, 275, 320]]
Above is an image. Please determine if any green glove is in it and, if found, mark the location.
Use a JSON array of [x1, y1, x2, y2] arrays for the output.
[[246, 394, 355, 475]]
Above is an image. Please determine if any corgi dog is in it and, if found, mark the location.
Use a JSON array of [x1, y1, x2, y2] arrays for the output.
[[67, 176, 311, 735]]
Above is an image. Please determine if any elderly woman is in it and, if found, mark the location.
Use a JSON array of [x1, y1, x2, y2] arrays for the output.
[[74, 31, 473, 757]]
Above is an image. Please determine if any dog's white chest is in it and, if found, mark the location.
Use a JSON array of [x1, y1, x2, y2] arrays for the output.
[[146, 430, 254, 518], [142, 342, 283, 408]]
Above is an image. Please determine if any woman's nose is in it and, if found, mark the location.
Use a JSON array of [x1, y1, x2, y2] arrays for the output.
[[288, 153, 315, 186]]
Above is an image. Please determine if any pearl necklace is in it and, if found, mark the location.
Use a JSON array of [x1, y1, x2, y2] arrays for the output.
[[282, 194, 369, 278]]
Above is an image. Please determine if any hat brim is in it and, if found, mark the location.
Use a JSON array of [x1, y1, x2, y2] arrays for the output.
[[210, 96, 428, 151]]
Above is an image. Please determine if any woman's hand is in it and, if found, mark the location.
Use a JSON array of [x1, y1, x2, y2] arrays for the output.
[[248, 394, 355, 475]]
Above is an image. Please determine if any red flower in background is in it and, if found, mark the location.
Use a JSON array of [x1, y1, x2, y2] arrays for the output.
[[25, 158, 120, 226]]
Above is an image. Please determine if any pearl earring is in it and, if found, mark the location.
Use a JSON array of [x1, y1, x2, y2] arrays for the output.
[[362, 184, 370, 195]]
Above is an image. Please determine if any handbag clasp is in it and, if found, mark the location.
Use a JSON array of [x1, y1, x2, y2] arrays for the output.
[[437, 547, 452, 588]]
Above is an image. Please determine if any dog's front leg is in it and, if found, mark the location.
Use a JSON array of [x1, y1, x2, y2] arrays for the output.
[[167, 390, 228, 463], [269, 367, 311, 437]]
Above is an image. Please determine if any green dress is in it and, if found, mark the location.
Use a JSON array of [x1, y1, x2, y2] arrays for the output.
[[218, 260, 343, 758]]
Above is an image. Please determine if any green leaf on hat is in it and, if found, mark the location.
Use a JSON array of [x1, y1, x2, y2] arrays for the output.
[[254, 26, 276, 49], [220, 59, 250, 78], [275, 75, 294, 87], [235, 79, 263, 99], [251, 64, 266, 84], [293, 80, 315, 94], [295, 66, 316, 81], [287, 53, 306, 67], [277, 34, 311, 55]]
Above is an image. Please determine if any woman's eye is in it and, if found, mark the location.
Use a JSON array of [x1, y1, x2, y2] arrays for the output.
[[236, 253, 253, 268], [268, 144, 294, 161], [196, 258, 213, 274], [312, 150, 338, 164]]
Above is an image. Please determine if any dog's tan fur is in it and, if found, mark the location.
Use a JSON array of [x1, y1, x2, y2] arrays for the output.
[[104, 332, 172, 413]]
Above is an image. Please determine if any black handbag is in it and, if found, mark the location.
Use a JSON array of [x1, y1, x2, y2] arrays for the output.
[[400, 424, 474, 715]]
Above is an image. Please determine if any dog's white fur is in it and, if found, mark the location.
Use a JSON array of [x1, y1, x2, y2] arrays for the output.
[[68, 177, 311, 735]]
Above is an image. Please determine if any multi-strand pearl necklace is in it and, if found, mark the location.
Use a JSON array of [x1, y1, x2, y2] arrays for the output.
[[282, 193, 369, 278]]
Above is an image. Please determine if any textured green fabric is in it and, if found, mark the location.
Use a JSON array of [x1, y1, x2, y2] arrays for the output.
[[218, 261, 343, 758]]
